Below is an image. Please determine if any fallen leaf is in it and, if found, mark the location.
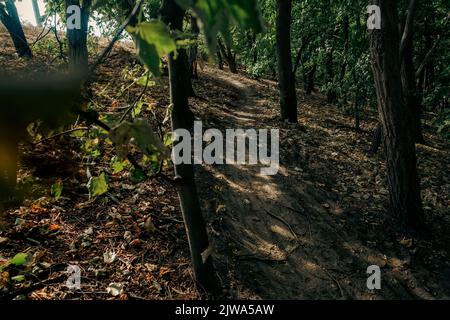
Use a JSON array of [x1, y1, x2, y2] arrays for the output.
[[144, 217, 156, 233], [103, 250, 116, 264], [49, 224, 60, 231], [107, 283, 124, 296], [159, 266, 172, 277], [129, 239, 142, 247]]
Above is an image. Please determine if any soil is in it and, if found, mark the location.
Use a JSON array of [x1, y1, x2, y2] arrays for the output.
[[193, 66, 450, 300], [1, 26, 450, 300]]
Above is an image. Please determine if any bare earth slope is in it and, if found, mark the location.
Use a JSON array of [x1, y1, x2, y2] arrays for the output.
[[193, 66, 450, 300]]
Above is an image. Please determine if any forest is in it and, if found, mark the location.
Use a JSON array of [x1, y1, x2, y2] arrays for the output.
[[0, 0, 449, 302]]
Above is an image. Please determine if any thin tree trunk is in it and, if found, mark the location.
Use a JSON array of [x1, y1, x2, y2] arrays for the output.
[[161, 0, 220, 295], [218, 38, 237, 74], [66, 0, 91, 73], [305, 63, 316, 94], [216, 50, 224, 70], [251, 32, 258, 64], [339, 15, 350, 81], [189, 16, 199, 79], [293, 33, 313, 76], [369, 0, 424, 228], [32, 0, 42, 27], [400, 0, 424, 143], [370, 123, 382, 154], [401, 36, 424, 143], [276, 0, 297, 122], [325, 44, 336, 103], [0, 1, 32, 58]]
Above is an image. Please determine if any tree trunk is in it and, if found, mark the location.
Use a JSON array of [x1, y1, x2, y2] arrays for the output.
[[218, 38, 238, 74], [401, 37, 424, 143], [66, 0, 91, 73], [161, 0, 220, 295], [369, 0, 424, 228], [400, 0, 424, 143], [370, 123, 382, 154], [189, 16, 199, 79], [276, 0, 297, 123], [0, 1, 32, 58], [217, 50, 224, 70], [339, 15, 350, 81], [251, 32, 258, 64], [32, 0, 42, 27], [325, 44, 337, 103], [305, 63, 316, 94]]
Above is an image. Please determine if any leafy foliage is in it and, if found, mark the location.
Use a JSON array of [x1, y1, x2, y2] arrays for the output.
[[127, 20, 177, 76], [175, 0, 263, 52], [87, 172, 109, 198]]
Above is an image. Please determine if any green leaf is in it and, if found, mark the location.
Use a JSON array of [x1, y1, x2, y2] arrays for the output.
[[9, 253, 29, 267], [132, 35, 161, 77], [87, 173, 109, 198], [132, 100, 144, 118], [109, 119, 170, 161], [51, 180, 63, 201], [111, 156, 128, 174], [136, 73, 155, 87], [131, 119, 171, 159], [134, 21, 177, 56], [82, 138, 101, 158], [175, 0, 264, 52], [163, 133, 174, 147], [11, 275, 25, 282], [130, 168, 147, 183], [127, 20, 177, 77]]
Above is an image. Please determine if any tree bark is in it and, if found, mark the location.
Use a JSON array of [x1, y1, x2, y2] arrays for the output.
[[370, 123, 382, 154], [400, 0, 424, 143], [251, 32, 258, 65], [325, 43, 337, 103], [218, 38, 238, 74], [32, 0, 42, 27], [0, 0, 32, 58], [161, 0, 220, 295], [339, 15, 350, 81], [66, 0, 91, 73], [401, 36, 424, 143], [304, 63, 316, 94], [216, 50, 224, 70], [369, 0, 424, 228], [276, 0, 297, 122], [189, 16, 200, 79]]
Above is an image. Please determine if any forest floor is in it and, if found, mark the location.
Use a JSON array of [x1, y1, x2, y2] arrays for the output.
[[1, 27, 450, 300], [194, 66, 450, 299]]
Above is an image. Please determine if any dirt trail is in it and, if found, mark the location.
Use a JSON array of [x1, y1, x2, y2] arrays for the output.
[[194, 66, 450, 300]]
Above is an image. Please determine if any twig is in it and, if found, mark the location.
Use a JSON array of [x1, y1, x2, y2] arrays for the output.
[[88, 0, 143, 77], [279, 204, 312, 241], [237, 254, 287, 264], [77, 111, 145, 173], [263, 209, 298, 240], [0, 274, 66, 301], [34, 127, 89, 145], [119, 70, 150, 124], [322, 267, 344, 298], [129, 293, 147, 300]]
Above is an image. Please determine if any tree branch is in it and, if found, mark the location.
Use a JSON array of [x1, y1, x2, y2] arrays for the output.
[[399, 0, 418, 60], [87, 0, 143, 78], [415, 15, 450, 78]]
